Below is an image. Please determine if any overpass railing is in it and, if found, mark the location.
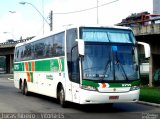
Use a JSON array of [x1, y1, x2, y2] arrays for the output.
[[117, 18, 160, 36], [0, 36, 34, 48]]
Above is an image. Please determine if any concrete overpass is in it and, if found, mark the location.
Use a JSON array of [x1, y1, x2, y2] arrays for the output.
[[118, 18, 160, 87], [0, 42, 15, 73], [0, 37, 34, 73], [132, 23, 160, 87]]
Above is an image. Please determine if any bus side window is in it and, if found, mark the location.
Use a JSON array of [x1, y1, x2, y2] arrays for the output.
[[71, 46, 80, 83], [53, 32, 65, 57]]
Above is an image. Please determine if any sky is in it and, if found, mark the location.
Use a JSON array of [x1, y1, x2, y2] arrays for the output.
[[0, 0, 153, 43]]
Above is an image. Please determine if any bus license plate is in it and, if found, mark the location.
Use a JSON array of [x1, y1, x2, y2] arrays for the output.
[[109, 96, 119, 100]]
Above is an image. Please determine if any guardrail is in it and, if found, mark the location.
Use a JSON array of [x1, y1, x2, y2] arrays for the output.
[[117, 17, 160, 26], [117, 18, 160, 36], [0, 36, 35, 48]]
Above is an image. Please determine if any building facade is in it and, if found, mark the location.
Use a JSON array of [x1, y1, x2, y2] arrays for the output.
[[153, 0, 160, 14]]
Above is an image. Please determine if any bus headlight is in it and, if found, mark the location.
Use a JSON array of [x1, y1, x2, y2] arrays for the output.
[[80, 85, 97, 91], [130, 86, 140, 91]]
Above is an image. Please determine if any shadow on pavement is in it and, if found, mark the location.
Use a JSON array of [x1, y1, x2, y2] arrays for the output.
[[16, 91, 153, 113]]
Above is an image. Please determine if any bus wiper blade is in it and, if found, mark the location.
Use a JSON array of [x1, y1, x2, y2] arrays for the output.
[[115, 55, 129, 81], [100, 59, 111, 82]]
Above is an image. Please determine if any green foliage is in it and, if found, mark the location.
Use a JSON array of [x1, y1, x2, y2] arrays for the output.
[[140, 87, 160, 104]]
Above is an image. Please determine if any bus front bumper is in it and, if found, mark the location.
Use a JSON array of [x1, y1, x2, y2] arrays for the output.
[[79, 89, 140, 104]]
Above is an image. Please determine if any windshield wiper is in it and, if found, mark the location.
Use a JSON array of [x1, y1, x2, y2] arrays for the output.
[[114, 52, 129, 80], [100, 52, 129, 82], [100, 59, 112, 82]]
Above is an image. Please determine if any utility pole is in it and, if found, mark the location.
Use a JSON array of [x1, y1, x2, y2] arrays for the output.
[[42, 0, 44, 34], [97, 0, 99, 24], [49, 10, 53, 31]]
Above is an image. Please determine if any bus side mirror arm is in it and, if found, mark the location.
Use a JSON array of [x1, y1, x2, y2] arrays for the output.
[[76, 39, 85, 56], [137, 42, 150, 58]]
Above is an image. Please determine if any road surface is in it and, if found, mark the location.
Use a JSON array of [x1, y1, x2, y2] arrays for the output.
[[0, 74, 159, 119]]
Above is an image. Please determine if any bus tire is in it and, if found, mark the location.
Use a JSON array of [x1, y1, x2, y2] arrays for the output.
[[59, 87, 67, 108], [19, 79, 23, 93], [23, 81, 29, 96]]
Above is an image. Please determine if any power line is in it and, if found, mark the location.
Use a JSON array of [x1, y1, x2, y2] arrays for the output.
[[53, 0, 119, 15]]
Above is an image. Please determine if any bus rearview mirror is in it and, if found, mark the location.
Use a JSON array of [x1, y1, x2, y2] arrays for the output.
[[76, 39, 84, 56], [137, 42, 150, 58]]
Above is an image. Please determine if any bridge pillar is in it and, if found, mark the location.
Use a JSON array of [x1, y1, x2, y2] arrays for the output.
[[148, 41, 160, 86], [149, 53, 153, 87], [6, 54, 14, 74]]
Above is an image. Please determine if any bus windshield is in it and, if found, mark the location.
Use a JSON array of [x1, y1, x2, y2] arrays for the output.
[[82, 43, 138, 82], [81, 27, 135, 43]]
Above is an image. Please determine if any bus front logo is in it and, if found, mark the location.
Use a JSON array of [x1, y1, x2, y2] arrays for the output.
[[122, 84, 131, 87]]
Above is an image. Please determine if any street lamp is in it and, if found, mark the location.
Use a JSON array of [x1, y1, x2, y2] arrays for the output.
[[19, 1, 51, 33], [3, 11, 17, 41]]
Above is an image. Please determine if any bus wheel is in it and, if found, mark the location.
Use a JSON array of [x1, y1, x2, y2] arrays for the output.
[[23, 81, 29, 96], [19, 80, 23, 93], [59, 87, 66, 108]]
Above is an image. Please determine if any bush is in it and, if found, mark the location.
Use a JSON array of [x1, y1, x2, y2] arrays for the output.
[[140, 87, 160, 104]]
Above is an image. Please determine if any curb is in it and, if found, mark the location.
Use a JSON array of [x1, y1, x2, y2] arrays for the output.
[[8, 77, 14, 81], [138, 101, 160, 107]]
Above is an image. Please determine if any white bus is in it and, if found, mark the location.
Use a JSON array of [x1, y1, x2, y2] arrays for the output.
[[14, 25, 140, 107]]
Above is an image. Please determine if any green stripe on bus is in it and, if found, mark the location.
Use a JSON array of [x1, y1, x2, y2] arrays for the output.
[[131, 80, 140, 86], [35, 60, 50, 71], [82, 79, 140, 88], [109, 83, 127, 88], [28, 62, 32, 71], [14, 58, 64, 72], [61, 58, 64, 71], [50, 59, 59, 72], [14, 62, 24, 71], [82, 80, 100, 88], [30, 72, 33, 82]]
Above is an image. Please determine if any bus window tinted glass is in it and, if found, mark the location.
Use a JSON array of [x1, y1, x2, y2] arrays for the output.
[[14, 32, 65, 62], [81, 28, 135, 43]]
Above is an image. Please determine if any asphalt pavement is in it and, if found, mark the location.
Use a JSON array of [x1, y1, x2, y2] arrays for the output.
[[0, 74, 159, 119]]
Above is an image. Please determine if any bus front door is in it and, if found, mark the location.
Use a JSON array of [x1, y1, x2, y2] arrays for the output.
[[71, 82, 80, 103]]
